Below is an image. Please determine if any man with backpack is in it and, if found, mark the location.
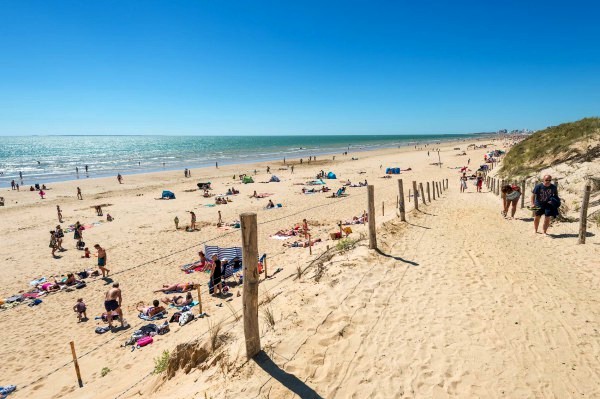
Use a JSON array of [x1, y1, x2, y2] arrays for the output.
[[531, 175, 560, 235]]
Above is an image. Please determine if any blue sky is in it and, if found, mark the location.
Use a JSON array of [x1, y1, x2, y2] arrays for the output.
[[0, 0, 599, 135]]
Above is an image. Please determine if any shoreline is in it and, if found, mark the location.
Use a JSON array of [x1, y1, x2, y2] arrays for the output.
[[0, 134, 496, 187]]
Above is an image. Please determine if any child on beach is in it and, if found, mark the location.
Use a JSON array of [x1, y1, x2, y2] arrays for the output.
[[82, 247, 90, 258], [73, 298, 87, 322]]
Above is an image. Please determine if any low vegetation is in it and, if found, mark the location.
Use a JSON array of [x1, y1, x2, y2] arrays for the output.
[[154, 350, 170, 374], [500, 117, 600, 178]]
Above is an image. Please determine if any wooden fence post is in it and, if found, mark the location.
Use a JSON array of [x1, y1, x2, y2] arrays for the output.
[[408, 188, 411, 202], [398, 179, 406, 222], [263, 256, 268, 280], [578, 185, 592, 244], [432, 181, 436, 200], [367, 185, 377, 249], [419, 183, 426, 205], [382, 201, 385, 216], [197, 285, 203, 315], [69, 341, 83, 388], [426, 182, 431, 203], [520, 180, 526, 209], [240, 212, 260, 359], [445, 178, 448, 190], [412, 181, 419, 210]]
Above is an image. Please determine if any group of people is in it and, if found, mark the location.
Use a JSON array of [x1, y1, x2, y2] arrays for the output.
[[496, 174, 560, 235]]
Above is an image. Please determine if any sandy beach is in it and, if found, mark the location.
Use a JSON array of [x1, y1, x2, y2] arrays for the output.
[[1, 138, 599, 399]]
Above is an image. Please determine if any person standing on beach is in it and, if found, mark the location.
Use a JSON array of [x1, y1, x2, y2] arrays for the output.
[[57, 205, 63, 222], [49, 231, 58, 258], [104, 283, 126, 329], [184, 168, 188, 177], [11, 180, 15, 190], [94, 244, 110, 277], [174, 216, 179, 230], [117, 174, 123, 184], [19, 171, 23, 180], [55, 225, 64, 251], [266, 166, 270, 174], [77, 187, 83, 200], [189, 211, 197, 230], [85, 165, 88, 173], [217, 210, 222, 227], [215, 162, 218, 169], [291, 165, 294, 174], [531, 175, 559, 235], [76, 167, 79, 174]]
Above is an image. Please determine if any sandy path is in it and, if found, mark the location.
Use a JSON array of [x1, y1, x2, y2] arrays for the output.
[[196, 182, 600, 398]]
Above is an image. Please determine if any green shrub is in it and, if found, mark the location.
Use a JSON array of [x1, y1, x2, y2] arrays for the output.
[[153, 350, 170, 374]]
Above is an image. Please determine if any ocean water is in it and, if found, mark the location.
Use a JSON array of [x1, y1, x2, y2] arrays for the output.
[[0, 134, 480, 185]]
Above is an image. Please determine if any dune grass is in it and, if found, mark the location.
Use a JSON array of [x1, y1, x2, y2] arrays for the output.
[[501, 117, 600, 178]]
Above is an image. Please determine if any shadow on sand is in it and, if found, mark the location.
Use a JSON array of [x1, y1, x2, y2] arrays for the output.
[[254, 351, 324, 399], [375, 248, 419, 266]]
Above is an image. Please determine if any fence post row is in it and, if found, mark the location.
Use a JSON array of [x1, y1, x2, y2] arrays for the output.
[[579, 185, 592, 244], [367, 185, 377, 249], [398, 179, 406, 221], [432, 180, 436, 200], [240, 212, 261, 359], [412, 181, 419, 210]]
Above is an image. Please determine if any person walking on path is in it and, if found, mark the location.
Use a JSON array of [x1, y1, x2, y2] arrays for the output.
[[531, 175, 560, 235], [94, 244, 110, 277], [460, 173, 468, 193], [104, 283, 127, 329], [77, 187, 83, 200]]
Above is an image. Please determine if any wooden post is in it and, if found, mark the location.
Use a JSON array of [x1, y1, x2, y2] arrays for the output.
[[263, 255, 268, 280], [412, 181, 419, 210], [435, 181, 439, 197], [520, 180, 526, 209], [445, 178, 448, 190], [196, 285, 203, 315], [240, 212, 260, 359], [382, 201, 385, 216], [308, 234, 312, 255], [426, 182, 431, 203], [398, 179, 406, 222], [578, 185, 592, 244], [69, 341, 83, 388], [432, 181, 436, 200], [408, 188, 411, 202], [367, 185, 377, 249], [419, 182, 426, 205]]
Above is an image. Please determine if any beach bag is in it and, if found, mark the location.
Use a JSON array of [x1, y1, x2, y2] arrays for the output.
[[136, 336, 153, 347], [169, 312, 182, 323], [179, 311, 194, 326], [548, 196, 561, 209], [158, 321, 170, 335], [76, 281, 86, 289], [95, 326, 111, 334]]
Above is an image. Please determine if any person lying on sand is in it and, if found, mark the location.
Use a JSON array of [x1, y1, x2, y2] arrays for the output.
[[137, 299, 166, 317], [153, 282, 196, 293], [283, 238, 322, 248], [161, 292, 193, 306], [38, 280, 61, 292]]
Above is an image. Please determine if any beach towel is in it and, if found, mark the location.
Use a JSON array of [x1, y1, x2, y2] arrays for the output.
[[138, 311, 167, 321], [169, 300, 199, 310]]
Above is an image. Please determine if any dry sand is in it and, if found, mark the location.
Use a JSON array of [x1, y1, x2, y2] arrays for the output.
[[1, 138, 599, 399]]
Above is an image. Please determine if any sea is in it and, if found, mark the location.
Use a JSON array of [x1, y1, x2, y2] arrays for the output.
[[0, 134, 484, 185]]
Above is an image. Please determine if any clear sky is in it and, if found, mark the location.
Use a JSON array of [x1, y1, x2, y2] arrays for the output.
[[1, 0, 599, 136]]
